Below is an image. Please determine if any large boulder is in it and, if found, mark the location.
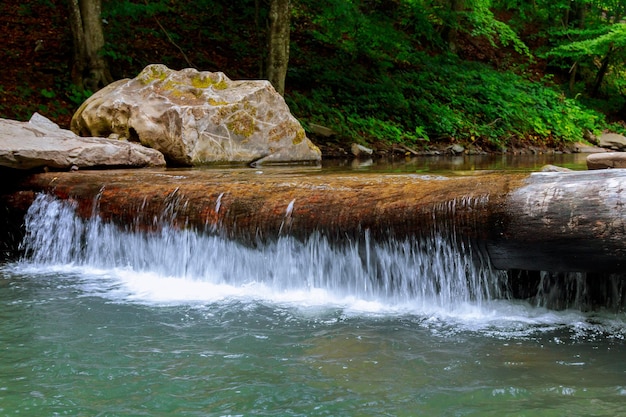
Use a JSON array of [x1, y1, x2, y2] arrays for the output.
[[70, 64, 322, 166], [0, 113, 166, 170]]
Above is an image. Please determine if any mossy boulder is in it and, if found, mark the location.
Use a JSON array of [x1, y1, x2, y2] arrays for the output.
[[71, 64, 321, 165]]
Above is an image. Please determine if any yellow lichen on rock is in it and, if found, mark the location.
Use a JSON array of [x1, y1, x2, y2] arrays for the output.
[[137, 64, 169, 85], [227, 111, 256, 138], [293, 128, 306, 145], [269, 120, 298, 143], [208, 97, 228, 106], [191, 73, 229, 90]]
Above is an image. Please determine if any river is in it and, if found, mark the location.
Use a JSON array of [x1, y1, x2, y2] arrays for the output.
[[1, 153, 625, 416]]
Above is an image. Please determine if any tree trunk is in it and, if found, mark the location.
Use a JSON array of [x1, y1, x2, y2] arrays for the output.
[[591, 46, 613, 98], [266, 0, 290, 95], [568, 61, 578, 92], [254, 0, 266, 79], [68, 0, 113, 92]]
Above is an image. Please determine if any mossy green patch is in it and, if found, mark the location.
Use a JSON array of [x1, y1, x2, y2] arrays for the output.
[[208, 97, 228, 106], [138, 65, 169, 85], [212, 79, 229, 90], [191, 73, 229, 90], [293, 128, 306, 145], [161, 80, 177, 91], [227, 111, 256, 138]]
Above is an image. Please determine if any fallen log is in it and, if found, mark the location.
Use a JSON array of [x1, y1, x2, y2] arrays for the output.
[[2, 168, 625, 273]]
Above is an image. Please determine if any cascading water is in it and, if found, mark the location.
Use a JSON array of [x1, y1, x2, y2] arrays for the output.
[[18, 193, 510, 312]]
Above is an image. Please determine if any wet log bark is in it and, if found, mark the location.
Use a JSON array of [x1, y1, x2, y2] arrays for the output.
[[2, 168, 626, 273]]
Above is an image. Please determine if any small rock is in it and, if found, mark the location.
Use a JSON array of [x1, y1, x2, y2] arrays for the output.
[[351, 143, 373, 157], [29, 112, 60, 131], [0, 114, 166, 170], [309, 123, 336, 138], [450, 144, 465, 155], [583, 129, 597, 144], [572, 142, 608, 153]]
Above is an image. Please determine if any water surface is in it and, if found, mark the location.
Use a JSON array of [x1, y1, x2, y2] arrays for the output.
[[2, 261, 625, 416]]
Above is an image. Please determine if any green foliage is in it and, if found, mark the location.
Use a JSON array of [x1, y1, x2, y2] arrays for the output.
[[466, 4, 531, 56], [5, 0, 614, 149], [542, 23, 626, 98], [40, 88, 55, 99], [546, 24, 626, 60], [103, 0, 169, 21], [289, 48, 604, 147], [66, 84, 93, 107]]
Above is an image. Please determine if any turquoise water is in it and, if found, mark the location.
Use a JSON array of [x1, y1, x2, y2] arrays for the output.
[[1, 188, 626, 416]]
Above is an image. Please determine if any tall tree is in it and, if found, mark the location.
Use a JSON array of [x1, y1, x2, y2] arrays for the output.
[[68, 0, 113, 92], [267, 0, 291, 95]]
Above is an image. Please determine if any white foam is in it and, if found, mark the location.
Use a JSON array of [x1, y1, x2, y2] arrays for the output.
[[8, 261, 611, 338]]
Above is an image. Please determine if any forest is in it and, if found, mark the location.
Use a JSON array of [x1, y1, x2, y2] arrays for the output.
[[1, 0, 625, 153]]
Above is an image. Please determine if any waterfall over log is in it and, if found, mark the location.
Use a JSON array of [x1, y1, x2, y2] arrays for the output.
[[2, 168, 626, 273]]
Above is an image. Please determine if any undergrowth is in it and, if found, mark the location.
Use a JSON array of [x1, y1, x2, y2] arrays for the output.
[[287, 51, 606, 149]]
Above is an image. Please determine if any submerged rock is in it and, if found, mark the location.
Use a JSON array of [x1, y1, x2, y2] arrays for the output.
[[0, 113, 165, 170], [541, 164, 572, 172], [71, 64, 322, 166]]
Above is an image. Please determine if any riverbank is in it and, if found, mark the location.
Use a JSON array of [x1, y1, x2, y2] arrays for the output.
[[313, 136, 606, 160]]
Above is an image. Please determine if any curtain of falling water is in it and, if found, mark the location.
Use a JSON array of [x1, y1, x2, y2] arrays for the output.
[[19, 193, 511, 308]]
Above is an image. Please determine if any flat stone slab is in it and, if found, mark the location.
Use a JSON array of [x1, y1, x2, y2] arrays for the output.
[[599, 133, 626, 151], [0, 113, 165, 170], [573, 142, 608, 154], [587, 152, 626, 170]]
